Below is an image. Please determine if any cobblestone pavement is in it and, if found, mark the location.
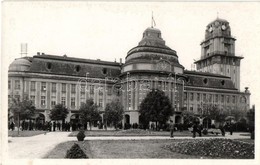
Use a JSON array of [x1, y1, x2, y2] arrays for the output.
[[8, 132, 250, 159]]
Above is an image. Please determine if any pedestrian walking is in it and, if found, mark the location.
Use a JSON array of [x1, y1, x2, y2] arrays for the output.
[[192, 122, 199, 138], [169, 120, 174, 138], [53, 121, 56, 131], [229, 123, 233, 135], [57, 122, 61, 131], [219, 123, 225, 136], [10, 122, 15, 131]]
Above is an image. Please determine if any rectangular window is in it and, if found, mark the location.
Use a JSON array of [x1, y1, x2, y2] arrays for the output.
[[107, 87, 112, 95], [190, 93, 194, 101], [52, 83, 56, 92], [41, 96, 46, 106], [184, 92, 187, 101], [81, 85, 86, 94], [15, 80, 20, 89], [30, 96, 35, 105], [61, 97, 66, 106], [80, 98, 85, 106], [227, 95, 230, 103], [232, 96, 236, 104], [51, 100, 56, 106], [215, 94, 218, 102], [62, 83, 66, 93], [221, 95, 224, 103], [203, 94, 206, 101], [99, 87, 103, 95], [209, 94, 212, 102], [51, 96, 56, 106], [71, 97, 75, 107], [31, 81, 36, 91], [190, 104, 193, 112], [41, 82, 46, 91], [90, 85, 94, 94], [8, 80, 11, 89], [197, 93, 200, 101], [71, 84, 76, 93], [99, 99, 103, 107]]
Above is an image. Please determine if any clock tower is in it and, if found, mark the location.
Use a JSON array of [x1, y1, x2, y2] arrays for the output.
[[194, 18, 243, 90]]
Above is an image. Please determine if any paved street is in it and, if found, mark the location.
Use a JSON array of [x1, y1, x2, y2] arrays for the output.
[[8, 131, 250, 159]]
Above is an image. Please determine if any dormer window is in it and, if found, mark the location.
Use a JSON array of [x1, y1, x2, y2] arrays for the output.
[[75, 65, 81, 72], [46, 62, 52, 69]]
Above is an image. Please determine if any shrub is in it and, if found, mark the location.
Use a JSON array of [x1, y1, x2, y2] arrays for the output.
[[65, 143, 88, 159], [164, 139, 254, 159], [77, 130, 85, 141], [202, 129, 208, 135]]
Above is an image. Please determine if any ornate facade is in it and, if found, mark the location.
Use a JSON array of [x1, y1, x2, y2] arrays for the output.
[[8, 18, 250, 126]]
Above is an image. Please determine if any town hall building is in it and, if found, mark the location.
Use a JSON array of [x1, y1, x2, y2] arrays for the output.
[[8, 18, 251, 127]]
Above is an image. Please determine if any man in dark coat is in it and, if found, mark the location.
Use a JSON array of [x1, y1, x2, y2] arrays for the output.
[[192, 122, 198, 138], [53, 121, 56, 131], [169, 120, 175, 138], [229, 123, 234, 135]]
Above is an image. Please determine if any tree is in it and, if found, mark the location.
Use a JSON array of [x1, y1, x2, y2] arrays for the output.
[[49, 103, 69, 121], [104, 99, 124, 130], [182, 110, 196, 126], [139, 89, 173, 130], [79, 99, 101, 130], [231, 108, 247, 122], [8, 97, 36, 134], [247, 106, 255, 126], [247, 105, 255, 139]]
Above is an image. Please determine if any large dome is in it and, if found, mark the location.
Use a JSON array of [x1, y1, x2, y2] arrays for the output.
[[9, 58, 32, 71], [122, 27, 184, 74], [126, 27, 178, 63]]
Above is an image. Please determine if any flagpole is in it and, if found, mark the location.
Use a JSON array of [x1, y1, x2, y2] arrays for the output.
[[151, 11, 153, 28]]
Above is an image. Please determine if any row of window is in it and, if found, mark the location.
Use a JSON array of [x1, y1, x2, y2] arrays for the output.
[[9, 80, 113, 95], [30, 95, 105, 107], [184, 93, 244, 104]]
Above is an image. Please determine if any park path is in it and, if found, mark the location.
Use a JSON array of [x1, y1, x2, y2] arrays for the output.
[[8, 132, 74, 159], [8, 131, 250, 159]]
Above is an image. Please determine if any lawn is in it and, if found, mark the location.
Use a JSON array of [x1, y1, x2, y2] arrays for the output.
[[44, 139, 210, 159], [8, 130, 48, 137], [68, 129, 219, 137], [44, 139, 254, 159]]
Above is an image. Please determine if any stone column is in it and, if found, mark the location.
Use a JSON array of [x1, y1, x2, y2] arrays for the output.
[[135, 80, 139, 110], [131, 81, 134, 110]]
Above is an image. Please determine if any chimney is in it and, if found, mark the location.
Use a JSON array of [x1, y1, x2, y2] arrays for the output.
[[20, 43, 28, 57], [37, 52, 40, 55]]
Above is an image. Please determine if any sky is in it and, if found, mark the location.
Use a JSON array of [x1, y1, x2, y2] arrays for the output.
[[2, 1, 260, 106]]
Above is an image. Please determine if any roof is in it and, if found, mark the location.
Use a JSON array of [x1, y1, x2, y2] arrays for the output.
[[207, 17, 229, 26], [184, 70, 237, 90], [9, 58, 32, 71], [9, 54, 122, 79], [35, 54, 122, 66], [184, 70, 230, 78]]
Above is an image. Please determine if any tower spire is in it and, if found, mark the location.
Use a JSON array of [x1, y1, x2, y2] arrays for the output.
[[151, 11, 156, 28]]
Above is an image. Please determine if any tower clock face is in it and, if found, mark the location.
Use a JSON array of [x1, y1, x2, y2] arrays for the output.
[[221, 25, 226, 30], [209, 27, 213, 32]]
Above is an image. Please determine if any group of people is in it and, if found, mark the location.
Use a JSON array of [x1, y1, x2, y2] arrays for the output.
[[169, 120, 235, 138], [8, 120, 85, 132]]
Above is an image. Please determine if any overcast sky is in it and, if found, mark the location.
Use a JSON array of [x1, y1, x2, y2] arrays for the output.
[[2, 1, 260, 106]]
